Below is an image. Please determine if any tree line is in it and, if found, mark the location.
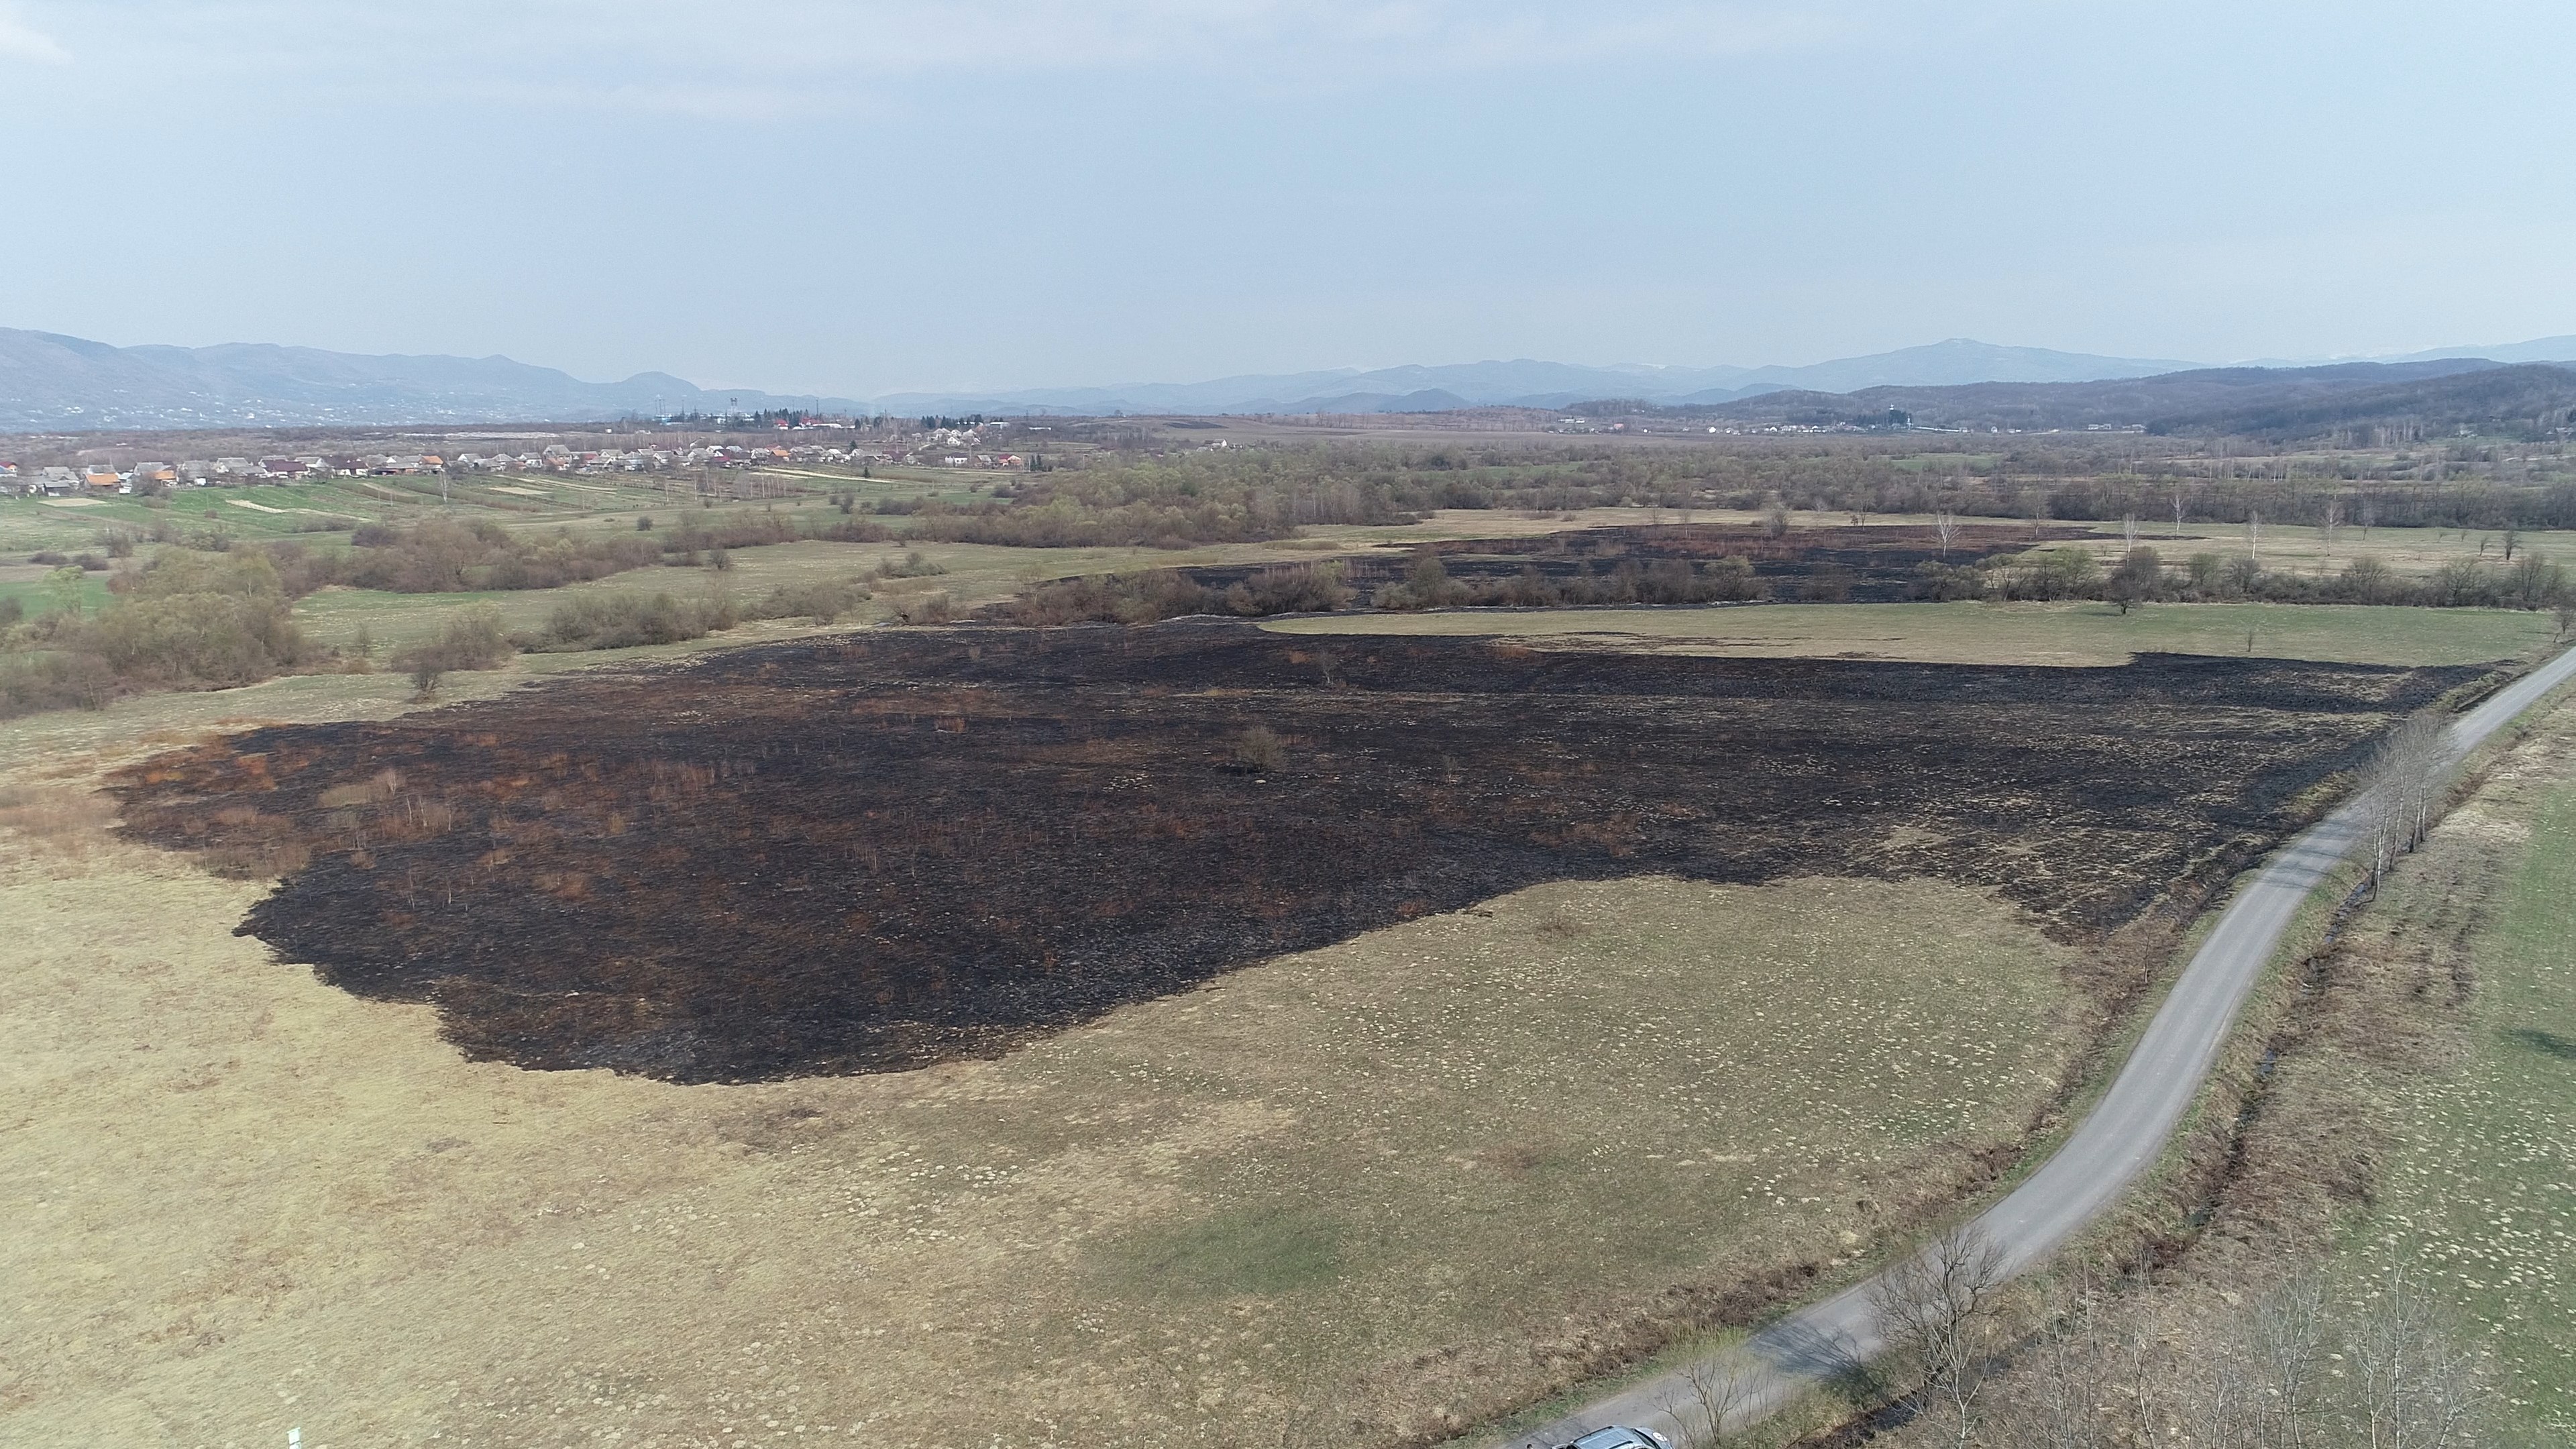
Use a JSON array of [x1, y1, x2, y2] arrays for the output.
[[1918, 545, 2574, 617]]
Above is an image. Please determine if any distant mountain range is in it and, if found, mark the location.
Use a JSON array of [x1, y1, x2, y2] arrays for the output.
[[1664, 358, 2576, 441], [0, 329, 863, 432], [3, 326, 2573, 431], [868, 341, 2209, 416]]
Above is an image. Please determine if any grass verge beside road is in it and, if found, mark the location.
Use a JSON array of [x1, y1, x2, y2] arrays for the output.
[[2332, 703, 2576, 1440]]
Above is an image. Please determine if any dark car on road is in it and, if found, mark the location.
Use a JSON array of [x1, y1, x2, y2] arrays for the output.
[[1558, 1429, 1673, 1449]]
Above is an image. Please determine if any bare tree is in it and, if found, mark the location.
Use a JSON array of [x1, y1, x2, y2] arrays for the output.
[[1672, 1354, 1752, 1448], [2121, 513, 2138, 552], [2322, 496, 2344, 555], [1933, 507, 1960, 559], [2247, 1275, 2326, 1449], [2001, 1273, 2110, 1449], [2345, 1259, 2491, 1449], [1872, 1227, 2008, 1447]]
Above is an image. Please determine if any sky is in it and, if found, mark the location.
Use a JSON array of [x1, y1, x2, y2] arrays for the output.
[[2, 0, 2573, 397]]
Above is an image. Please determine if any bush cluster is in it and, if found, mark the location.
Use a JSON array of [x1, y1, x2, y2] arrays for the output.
[[1, 549, 315, 718], [515, 568, 881, 654], [998, 563, 1352, 625], [1372, 551, 1763, 609], [391, 606, 513, 693], [1918, 545, 2574, 611]]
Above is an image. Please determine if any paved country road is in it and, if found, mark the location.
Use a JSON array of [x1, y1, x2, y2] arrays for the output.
[[1506, 644, 2576, 1449]]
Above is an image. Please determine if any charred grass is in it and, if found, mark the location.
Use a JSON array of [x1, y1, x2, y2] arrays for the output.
[[1273, 519, 2072, 602], [107, 623, 2475, 1085]]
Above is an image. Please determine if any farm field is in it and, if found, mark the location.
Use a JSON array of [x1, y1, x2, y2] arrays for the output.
[[0, 464, 979, 555], [8, 615, 2492, 1447], [1266, 600, 2561, 667], [109, 625, 2472, 1083]]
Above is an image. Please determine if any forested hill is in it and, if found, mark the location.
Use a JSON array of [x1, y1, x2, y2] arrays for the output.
[[1642, 358, 2576, 441]]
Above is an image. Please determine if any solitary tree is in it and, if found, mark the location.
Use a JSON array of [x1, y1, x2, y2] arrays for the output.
[[1668, 1354, 1752, 1448], [2105, 547, 2163, 614], [1872, 1227, 2008, 1448]]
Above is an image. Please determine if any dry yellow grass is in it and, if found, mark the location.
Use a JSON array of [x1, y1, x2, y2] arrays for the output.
[[1, 759, 2086, 1449], [1265, 600, 2556, 668]]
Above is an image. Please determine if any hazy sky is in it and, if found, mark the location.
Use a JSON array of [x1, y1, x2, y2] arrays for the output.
[[3, 0, 2572, 396]]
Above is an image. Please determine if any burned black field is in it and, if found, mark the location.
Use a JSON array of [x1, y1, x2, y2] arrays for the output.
[[1181, 521, 2088, 602], [111, 625, 2476, 1083]]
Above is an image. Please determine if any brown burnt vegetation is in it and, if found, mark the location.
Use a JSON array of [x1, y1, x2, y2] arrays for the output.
[[107, 624, 2475, 1083], [996, 521, 2084, 624]]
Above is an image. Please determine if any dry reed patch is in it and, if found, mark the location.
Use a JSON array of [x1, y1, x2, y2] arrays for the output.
[[0, 782, 117, 863], [1, 851, 2080, 1449]]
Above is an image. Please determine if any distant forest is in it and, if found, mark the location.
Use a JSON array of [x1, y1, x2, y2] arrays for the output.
[[875, 435, 2576, 547]]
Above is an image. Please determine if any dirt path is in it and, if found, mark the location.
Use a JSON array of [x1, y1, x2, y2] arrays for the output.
[[1508, 641, 2576, 1448]]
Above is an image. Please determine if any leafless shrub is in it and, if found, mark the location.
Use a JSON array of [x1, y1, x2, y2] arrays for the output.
[[1232, 724, 1286, 774], [890, 591, 953, 625], [391, 604, 513, 697], [1674, 1352, 1752, 1448]]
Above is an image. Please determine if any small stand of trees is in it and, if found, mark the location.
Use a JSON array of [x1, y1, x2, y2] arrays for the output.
[[2364, 713, 2447, 894], [1862, 1234, 2497, 1446], [1972, 1261, 2493, 1448]]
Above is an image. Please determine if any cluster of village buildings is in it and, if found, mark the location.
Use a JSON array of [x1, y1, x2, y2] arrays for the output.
[[4, 439, 1024, 497]]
